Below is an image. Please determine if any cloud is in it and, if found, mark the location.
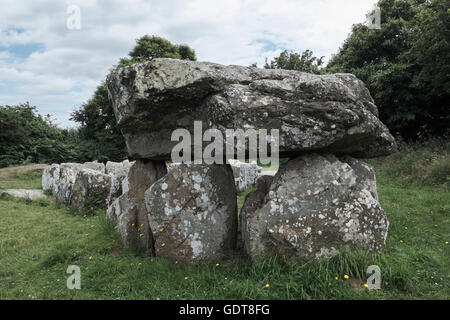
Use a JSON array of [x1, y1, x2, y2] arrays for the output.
[[0, 0, 377, 127]]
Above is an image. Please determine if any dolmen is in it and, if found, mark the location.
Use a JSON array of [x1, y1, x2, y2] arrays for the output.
[[53, 58, 397, 265]]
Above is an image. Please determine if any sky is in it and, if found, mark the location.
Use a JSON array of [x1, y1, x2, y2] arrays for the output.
[[0, 0, 378, 128]]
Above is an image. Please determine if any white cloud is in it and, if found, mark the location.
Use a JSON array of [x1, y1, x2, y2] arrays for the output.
[[0, 0, 377, 127]]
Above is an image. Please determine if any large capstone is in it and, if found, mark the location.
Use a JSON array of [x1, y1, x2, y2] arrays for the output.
[[106, 58, 397, 160], [107, 160, 167, 253], [240, 153, 389, 259], [144, 163, 237, 265]]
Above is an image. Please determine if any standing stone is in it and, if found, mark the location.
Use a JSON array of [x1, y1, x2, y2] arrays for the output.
[[107, 160, 167, 252], [241, 153, 389, 259], [71, 168, 112, 211], [122, 160, 132, 167], [54, 163, 83, 205], [228, 160, 262, 191], [106, 161, 134, 207], [105, 161, 123, 175], [43, 162, 109, 206], [145, 164, 237, 265], [42, 164, 60, 194], [83, 161, 105, 173]]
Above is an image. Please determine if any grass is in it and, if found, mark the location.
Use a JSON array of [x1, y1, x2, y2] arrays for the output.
[[0, 169, 43, 191], [366, 137, 449, 188], [0, 144, 448, 300]]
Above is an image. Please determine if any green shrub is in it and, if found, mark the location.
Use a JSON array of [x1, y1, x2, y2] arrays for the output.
[[0, 104, 81, 167]]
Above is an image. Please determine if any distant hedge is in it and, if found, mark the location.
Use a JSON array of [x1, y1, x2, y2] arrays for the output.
[[0, 103, 81, 168]]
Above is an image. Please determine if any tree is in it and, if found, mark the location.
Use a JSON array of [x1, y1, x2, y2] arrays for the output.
[[70, 84, 126, 162], [0, 103, 78, 167], [118, 35, 196, 66], [265, 49, 324, 74], [326, 0, 449, 139], [71, 35, 197, 162]]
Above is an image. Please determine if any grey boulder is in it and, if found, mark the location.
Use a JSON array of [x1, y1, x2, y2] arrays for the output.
[[107, 160, 167, 252], [145, 163, 237, 264], [71, 168, 112, 211], [42, 164, 60, 194], [106, 160, 134, 206], [105, 161, 123, 175], [1, 189, 45, 201], [228, 159, 262, 191], [54, 163, 83, 205], [240, 153, 389, 259], [106, 58, 397, 160], [83, 161, 105, 173]]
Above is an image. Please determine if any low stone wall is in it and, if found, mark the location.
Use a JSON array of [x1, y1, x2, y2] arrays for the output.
[[42, 160, 134, 211]]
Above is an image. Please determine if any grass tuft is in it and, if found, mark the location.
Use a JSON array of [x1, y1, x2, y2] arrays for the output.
[[367, 137, 449, 188]]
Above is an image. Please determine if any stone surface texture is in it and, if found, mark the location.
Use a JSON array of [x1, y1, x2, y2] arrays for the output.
[[106, 58, 397, 160], [1, 189, 45, 201], [70, 168, 112, 210], [145, 163, 237, 264], [107, 160, 167, 252], [228, 159, 262, 191], [240, 153, 389, 259]]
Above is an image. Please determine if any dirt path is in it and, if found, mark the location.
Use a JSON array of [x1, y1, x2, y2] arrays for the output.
[[0, 164, 48, 180]]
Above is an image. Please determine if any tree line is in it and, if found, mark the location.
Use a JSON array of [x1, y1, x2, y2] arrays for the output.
[[1, 0, 448, 167]]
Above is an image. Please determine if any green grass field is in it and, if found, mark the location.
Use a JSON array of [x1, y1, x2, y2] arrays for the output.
[[0, 147, 448, 300]]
